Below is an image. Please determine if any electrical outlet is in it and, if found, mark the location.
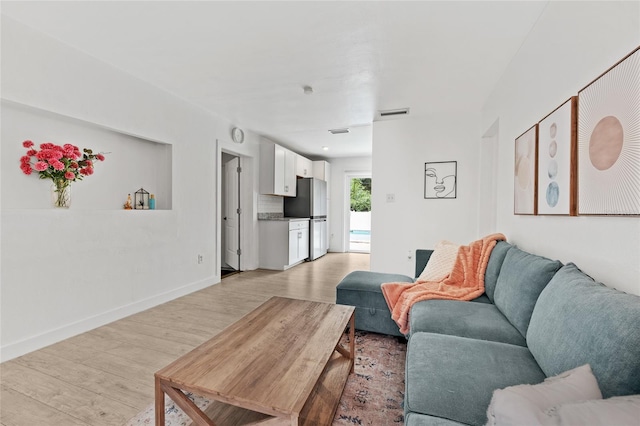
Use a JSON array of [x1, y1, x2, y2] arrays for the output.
[[407, 250, 413, 260], [386, 193, 395, 203], [197, 254, 203, 264]]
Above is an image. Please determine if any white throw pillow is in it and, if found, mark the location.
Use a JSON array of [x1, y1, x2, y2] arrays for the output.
[[485, 364, 603, 426], [418, 240, 459, 281], [546, 395, 640, 425]]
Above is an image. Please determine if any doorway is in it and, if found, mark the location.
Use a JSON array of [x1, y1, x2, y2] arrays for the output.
[[221, 152, 241, 278], [348, 176, 372, 253]]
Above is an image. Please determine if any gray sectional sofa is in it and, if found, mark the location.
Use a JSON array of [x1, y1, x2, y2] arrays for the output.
[[336, 241, 640, 425]]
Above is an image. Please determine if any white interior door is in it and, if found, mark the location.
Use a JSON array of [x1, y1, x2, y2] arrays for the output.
[[224, 157, 240, 270]]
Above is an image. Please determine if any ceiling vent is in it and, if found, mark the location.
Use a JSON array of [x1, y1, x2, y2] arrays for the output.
[[377, 108, 410, 120], [329, 128, 350, 134]]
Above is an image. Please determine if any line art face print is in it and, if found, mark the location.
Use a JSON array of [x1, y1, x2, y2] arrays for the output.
[[425, 161, 457, 199]]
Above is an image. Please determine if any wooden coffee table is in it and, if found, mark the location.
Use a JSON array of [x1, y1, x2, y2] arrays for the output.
[[155, 296, 355, 425]]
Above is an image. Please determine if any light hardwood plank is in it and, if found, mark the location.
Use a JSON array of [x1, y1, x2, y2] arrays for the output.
[[0, 363, 139, 425], [90, 325, 195, 359], [0, 253, 370, 425], [114, 317, 212, 347], [13, 350, 154, 409], [0, 386, 90, 426], [121, 306, 225, 338]]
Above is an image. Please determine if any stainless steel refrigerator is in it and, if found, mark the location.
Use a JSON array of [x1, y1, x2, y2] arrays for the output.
[[284, 177, 328, 260]]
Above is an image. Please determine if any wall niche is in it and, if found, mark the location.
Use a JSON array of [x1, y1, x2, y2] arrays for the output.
[[2, 100, 172, 210]]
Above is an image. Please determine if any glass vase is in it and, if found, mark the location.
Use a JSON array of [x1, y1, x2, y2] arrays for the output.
[[51, 180, 71, 208]]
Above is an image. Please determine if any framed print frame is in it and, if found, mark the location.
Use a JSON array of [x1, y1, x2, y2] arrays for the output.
[[537, 97, 577, 216], [577, 46, 640, 216], [514, 124, 538, 215], [424, 161, 457, 199]]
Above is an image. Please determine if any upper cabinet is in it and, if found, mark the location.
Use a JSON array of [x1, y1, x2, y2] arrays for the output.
[[260, 142, 297, 197], [313, 160, 331, 182], [295, 154, 313, 178]]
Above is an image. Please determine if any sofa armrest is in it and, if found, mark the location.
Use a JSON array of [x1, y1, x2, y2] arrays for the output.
[[415, 249, 434, 278]]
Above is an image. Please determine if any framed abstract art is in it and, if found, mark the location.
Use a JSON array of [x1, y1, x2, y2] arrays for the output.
[[514, 125, 538, 215], [537, 97, 577, 216], [578, 46, 640, 215], [424, 161, 457, 199]]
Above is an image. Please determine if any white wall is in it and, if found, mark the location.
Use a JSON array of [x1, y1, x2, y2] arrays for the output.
[[327, 156, 372, 252], [482, 1, 640, 295], [0, 16, 260, 361], [371, 114, 482, 276]]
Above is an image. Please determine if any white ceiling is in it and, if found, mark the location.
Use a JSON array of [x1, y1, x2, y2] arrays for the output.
[[1, 1, 549, 159]]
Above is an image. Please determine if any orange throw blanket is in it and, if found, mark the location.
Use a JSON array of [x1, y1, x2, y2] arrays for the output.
[[381, 233, 506, 335]]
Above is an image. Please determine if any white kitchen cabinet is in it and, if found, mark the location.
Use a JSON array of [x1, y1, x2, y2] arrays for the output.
[[295, 154, 313, 178], [288, 220, 310, 264], [259, 219, 309, 270], [260, 142, 297, 197], [312, 160, 331, 182]]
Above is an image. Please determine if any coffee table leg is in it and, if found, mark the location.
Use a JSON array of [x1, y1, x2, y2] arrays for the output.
[[155, 376, 165, 426], [349, 312, 355, 373]]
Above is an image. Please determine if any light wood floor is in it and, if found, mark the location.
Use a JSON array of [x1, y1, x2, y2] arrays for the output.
[[0, 253, 370, 426]]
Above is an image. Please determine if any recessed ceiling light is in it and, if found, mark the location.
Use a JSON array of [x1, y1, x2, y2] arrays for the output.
[[303, 85, 313, 95], [322, 146, 329, 151], [328, 128, 350, 134]]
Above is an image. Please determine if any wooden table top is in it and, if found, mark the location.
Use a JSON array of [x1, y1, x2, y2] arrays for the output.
[[155, 296, 354, 419]]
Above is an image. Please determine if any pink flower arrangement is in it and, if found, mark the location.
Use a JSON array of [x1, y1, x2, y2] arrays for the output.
[[19, 140, 106, 182]]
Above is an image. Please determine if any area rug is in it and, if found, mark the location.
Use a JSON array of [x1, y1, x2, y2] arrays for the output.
[[126, 331, 406, 425]]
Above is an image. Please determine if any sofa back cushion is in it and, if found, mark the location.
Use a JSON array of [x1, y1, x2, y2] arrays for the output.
[[414, 249, 434, 278], [527, 263, 640, 398], [484, 241, 513, 302], [493, 246, 562, 337]]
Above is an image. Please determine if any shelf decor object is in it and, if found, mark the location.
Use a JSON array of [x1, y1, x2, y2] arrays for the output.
[[51, 179, 72, 209], [19, 140, 106, 208], [514, 125, 538, 215], [134, 187, 150, 210], [537, 97, 578, 216], [577, 46, 640, 215], [424, 161, 457, 199]]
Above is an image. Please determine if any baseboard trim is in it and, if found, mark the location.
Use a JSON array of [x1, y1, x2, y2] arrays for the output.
[[0, 277, 219, 362]]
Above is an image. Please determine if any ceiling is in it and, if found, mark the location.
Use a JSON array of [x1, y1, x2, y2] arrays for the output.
[[1, 1, 549, 159]]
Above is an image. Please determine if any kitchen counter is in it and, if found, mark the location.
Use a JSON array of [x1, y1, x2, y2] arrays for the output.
[[258, 216, 309, 221]]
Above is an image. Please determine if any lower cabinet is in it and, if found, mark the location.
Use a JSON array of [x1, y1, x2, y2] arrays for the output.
[[259, 219, 309, 270]]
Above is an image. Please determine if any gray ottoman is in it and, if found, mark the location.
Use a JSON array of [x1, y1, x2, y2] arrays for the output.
[[336, 271, 414, 337]]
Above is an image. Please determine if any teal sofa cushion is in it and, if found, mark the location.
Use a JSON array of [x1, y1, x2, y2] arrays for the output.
[[336, 270, 413, 310], [336, 270, 413, 337], [405, 412, 466, 426], [409, 300, 526, 346], [484, 241, 512, 302], [406, 332, 545, 425], [493, 247, 562, 337], [469, 294, 491, 304], [527, 263, 640, 398], [415, 249, 434, 277]]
